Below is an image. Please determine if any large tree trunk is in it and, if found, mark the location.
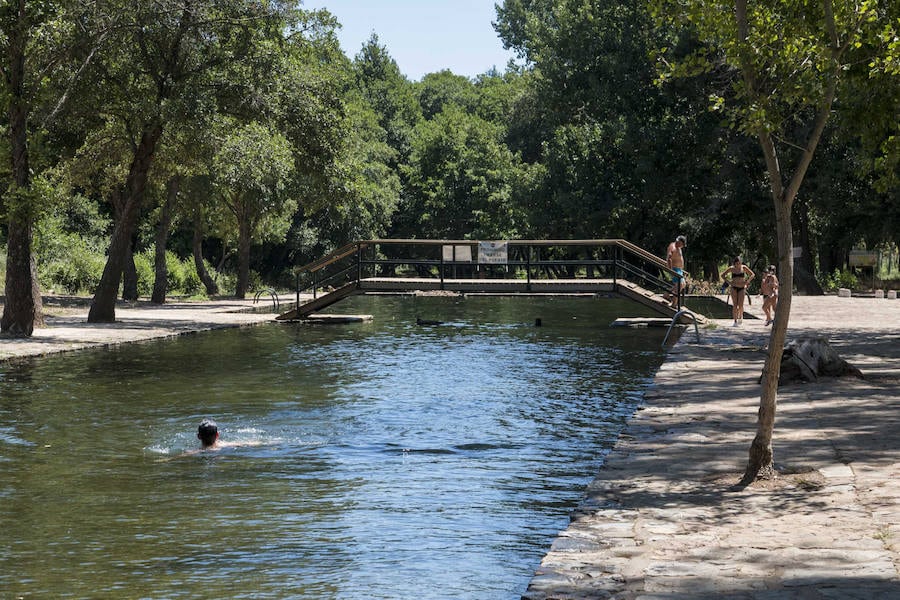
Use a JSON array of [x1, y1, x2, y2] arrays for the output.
[[793, 200, 823, 295], [1, 1, 44, 337], [235, 213, 251, 299], [121, 236, 138, 301], [88, 122, 163, 323], [192, 202, 219, 296], [151, 176, 178, 303]]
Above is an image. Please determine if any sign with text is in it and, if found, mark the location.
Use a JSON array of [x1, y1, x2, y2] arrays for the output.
[[478, 241, 508, 264], [849, 250, 878, 267], [442, 244, 472, 262]]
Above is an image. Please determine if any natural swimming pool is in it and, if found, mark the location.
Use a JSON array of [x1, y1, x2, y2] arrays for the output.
[[0, 295, 667, 599]]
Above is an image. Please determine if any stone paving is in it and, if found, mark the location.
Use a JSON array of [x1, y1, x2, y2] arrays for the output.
[[0, 297, 283, 362], [524, 296, 900, 599]]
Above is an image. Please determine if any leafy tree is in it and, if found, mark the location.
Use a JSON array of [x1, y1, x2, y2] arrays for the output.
[[353, 34, 422, 167], [495, 0, 754, 264], [404, 105, 530, 239], [303, 98, 400, 254], [649, 0, 898, 481], [83, 0, 310, 322], [415, 70, 477, 119], [212, 121, 296, 298], [1, 1, 107, 335]]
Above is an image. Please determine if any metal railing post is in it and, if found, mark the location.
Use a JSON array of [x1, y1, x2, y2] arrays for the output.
[[526, 244, 532, 291], [440, 245, 445, 290], [296, 272, 300, 307]]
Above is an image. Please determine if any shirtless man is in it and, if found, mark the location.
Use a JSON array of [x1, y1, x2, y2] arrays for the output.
[[760, 265, 779, 326], [666, 235, 687, 307]]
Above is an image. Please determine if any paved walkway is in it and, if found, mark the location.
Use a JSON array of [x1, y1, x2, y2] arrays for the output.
[[0, 297, 283, 361], [524, 296, 900, 599]]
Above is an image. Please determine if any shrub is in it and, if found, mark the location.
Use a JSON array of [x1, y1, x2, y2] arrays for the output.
[[40, 237, 106, 294], [822, 269, 859, 292]]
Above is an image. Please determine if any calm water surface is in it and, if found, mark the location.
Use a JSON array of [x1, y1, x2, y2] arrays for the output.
[[0, 296, 666, 599]]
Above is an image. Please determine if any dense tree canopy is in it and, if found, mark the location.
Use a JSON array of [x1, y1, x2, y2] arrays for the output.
[[1, 1, 897, 338]]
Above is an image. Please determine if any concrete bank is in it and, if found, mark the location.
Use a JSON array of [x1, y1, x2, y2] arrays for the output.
[[524, 296, 900, 599], [0, 297, 283, 362]]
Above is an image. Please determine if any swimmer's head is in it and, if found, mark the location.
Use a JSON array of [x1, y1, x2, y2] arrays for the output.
[[197, 419, 219, 447]]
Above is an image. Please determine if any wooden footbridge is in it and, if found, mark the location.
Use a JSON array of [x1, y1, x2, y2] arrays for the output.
[[277, 239, 704, 324]]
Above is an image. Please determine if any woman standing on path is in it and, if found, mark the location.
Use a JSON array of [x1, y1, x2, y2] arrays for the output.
[[721, 256, 755, 326], [761, 265, 779, 326]]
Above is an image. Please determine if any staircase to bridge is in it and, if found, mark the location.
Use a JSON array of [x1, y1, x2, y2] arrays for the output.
[[276, 239, 704, 324]]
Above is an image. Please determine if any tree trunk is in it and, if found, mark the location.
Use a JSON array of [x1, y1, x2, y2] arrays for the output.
[[151, 176, 178, 304], [235, 213, 251, 299], [192, 202, 219, 296], [744, 196, 792, 483], [88, 122, 163, 323], [1, 1, 44, 336], [121, 236, 138, 301], [793, 200, 823, 295]]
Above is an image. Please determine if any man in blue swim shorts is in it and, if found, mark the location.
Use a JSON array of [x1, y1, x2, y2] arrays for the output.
[[666, 235, 687, 307]]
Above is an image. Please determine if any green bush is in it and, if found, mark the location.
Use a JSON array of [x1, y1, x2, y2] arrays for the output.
[[40, 236, 107, 294], [134, 250, 208, 297], [823, 269, 860, 292], [134, 252, 154, 296]]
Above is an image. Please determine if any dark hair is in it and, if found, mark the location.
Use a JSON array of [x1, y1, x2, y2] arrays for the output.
[[768, 265, 776, 273], [197, 419, 218, 446], [676, 235, 687, 245], [733, 256, 742, 264]]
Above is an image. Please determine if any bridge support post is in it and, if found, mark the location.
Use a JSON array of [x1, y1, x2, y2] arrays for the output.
[[526, 244, 532, 291]]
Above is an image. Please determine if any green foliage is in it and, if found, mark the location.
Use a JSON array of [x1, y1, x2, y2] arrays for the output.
[[134, 250, 204, 297], [404, 104, 529, 239], [822, 269, 860, 292], [39, 238, 107, 294]]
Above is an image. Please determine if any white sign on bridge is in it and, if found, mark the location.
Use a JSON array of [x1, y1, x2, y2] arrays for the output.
[[478, 241, 508, 264]]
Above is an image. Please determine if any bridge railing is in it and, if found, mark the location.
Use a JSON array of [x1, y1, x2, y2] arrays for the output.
[[293, 239, 684, 308]]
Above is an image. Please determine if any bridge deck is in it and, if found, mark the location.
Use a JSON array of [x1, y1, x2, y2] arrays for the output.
[[279, 277, 704, 323], [358, 277, 618, 294]]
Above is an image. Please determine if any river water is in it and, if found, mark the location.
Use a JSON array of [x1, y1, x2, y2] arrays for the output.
[[0, 295, 667, 599]]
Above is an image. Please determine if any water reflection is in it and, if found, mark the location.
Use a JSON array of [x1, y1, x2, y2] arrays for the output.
[[0, 295, 665, 599]]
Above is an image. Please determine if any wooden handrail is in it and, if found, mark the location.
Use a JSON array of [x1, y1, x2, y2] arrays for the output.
[[296, 241, 370, 274], [294, 239, 676, 276]]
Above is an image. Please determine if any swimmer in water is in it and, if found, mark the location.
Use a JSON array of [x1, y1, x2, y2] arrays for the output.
[[196, 418, 266, 451], [197, 418, 222, 449], [158, 418, 260, 461]]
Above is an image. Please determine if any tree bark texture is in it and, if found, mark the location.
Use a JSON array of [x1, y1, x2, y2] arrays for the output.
[[192, 204, 219, 297], [88, 122, 163, 323], [793, 200, 823, 295], [151, 176, 178, 304], [121, 237, 138, 302], [1, 0, 43, 336], [235, 213, 252, 299]]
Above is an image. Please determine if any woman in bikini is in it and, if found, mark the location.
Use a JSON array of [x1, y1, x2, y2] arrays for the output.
[[760, 265, 779, 326], [720, 256, 755, 326]]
